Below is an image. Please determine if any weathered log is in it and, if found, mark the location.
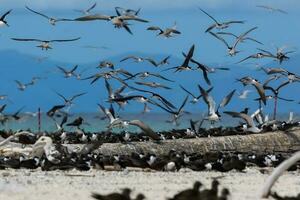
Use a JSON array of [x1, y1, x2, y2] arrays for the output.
[[1, 127, 300, 157], [94, 127, 300, 156]]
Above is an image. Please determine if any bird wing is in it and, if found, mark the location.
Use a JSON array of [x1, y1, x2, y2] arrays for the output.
[[216, 31, 238, 38], [233, 27, 258, 49], [209, 31, 230, 48], [55, 92, 68, 103], [198, 8, 218, 24], [129, 120, 160, 140], [11, 38, 43, 42], [252, 80, 267, 105], [199, 86, 216, 115], [179, 85, 196, 98], [145, 58, 158, 67], [223, 20, 245, 25], [75, 14, 111, 21], [1, 9, 12, 20], [149, 73, 174, 82], [181, 44, 195, 67], [147, 26, 162, 32], [120, 15, 149, 22], [188, 57, 211, 85], [120, 55, 137, 62], [104, 79, 113, 97], [50, 37, 81, 42], [70, 92, 87, 102], [219, 89, 236, 108], [87, 2, 97, 12], [178, 95, 189, 113], [57, 66, 68, 74], [70, 65, 78, 73], [25, 6, 50, 19], [123, 24, 133, 35], [224, 111, 255, 127]]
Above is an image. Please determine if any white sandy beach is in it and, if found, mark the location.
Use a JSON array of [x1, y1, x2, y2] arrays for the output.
[[0, 167, 299, 200]]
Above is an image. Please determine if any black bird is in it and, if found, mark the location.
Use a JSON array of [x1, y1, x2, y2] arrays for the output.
[[164, 44, 195, 72], [91, 188, 131, 200], [169, 181, 202, 200], [0, 10, 12, 27], [66, 117, 84, 129], [47, 105, 65, 118]]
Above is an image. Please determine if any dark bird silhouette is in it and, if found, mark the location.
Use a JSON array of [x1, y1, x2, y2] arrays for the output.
[[0, 9, 12, 27]]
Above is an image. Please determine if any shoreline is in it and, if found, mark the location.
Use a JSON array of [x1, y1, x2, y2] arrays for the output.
[[0, 167, 299, 200]]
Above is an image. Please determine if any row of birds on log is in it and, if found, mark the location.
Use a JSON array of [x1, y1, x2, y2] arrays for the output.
[[0, 3, 299, 139]]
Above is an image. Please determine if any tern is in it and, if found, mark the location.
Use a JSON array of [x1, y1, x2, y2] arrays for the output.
[[26, 6, 74, 25], [199, 8, 244, 32], [0, 10, 12, 27], [199, 86, 235, 124], [147, 22, 181, 38], [11, 37, 81, 50], [209, 27, 258, 56], [74, 3, 97, 15], [224, 111, 261, 133]]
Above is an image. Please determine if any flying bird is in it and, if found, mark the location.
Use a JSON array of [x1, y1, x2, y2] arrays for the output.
[[147, 22, 181, 38], [209, 27, 258, 56], [11, 37, 81, 50], [224, 111, 261, 133], [25, 6, 74, 25], [73, 3, 97, 15], [0, 10, 12, 27], [199, 8, 244, 32], [256, 5, 288, 14]]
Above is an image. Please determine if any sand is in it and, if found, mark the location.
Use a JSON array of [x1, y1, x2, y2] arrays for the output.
[[0, 167, 299, 200]]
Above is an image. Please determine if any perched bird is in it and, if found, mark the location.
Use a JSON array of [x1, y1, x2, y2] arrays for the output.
[[0, 10, 12, 27], [11, 37, 81, 50], [91, 188, 131, 200], [199, 8, 244, 32], [26, 6, 74, 25]]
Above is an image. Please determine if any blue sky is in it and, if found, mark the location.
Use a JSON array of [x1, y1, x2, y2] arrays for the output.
[[0, 0, 300, 115]]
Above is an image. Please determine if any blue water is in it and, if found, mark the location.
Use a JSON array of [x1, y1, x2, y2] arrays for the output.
[[1, 112, 296, 133]]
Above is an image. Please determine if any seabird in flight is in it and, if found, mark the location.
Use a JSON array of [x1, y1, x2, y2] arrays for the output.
[[0, 10, 12, 27], [199, 8, 244, 32], [11, 37, 81, 50], [26, 6, 74, 25]]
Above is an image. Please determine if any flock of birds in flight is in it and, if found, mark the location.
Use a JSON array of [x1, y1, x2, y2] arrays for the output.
[[0, 3, 299, 140]]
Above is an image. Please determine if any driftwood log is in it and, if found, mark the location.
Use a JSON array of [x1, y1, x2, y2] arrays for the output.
[[1, 127, 300, 157], [95, 127, 300, 156]]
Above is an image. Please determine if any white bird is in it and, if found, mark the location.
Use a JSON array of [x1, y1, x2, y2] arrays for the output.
[[224, 111, 261, 133], [238, 90, 252, 99]]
